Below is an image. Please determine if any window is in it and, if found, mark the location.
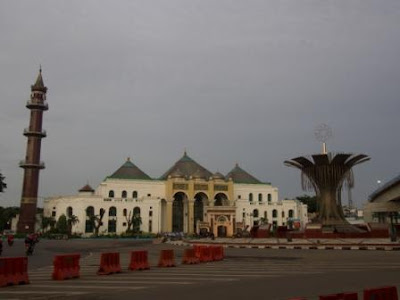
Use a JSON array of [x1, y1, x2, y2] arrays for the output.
[[258, 193, 262, 202], [132, 191, 138, 198], [149, 210, 153, 217], [85, 220, 93, 233], [249, 193, 253, 202], [253, 209, 259, 218], [267, 194, 272, 202], [52, 211, 56, 217], [147, 193, 151, 197], [67, 207, 73, 217], [121, 190, 127, 198], [109, 190, 114, 198], [238, 195, 241, 199], [108, 220, 116, 233], [123, 209, 127, 217], [149, 220, 152, 233], [109, 207, 117, 217], [133, 207, 141, 217], [289, 210, 294, 218], [264, 211, 267, 219], [272, 209, 277, 218], [86, 206, 94, 217], [282, 211, 285, 218]]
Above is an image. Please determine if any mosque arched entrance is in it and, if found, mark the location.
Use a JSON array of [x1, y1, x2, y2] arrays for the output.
[[214, 193, 229, 206], [172, 192, 187, 232], [194, 192, 208, 232]]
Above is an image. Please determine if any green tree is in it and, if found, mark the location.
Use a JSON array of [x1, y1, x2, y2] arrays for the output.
[[132, 213, 142, 234], [55, 214, 68, 234], [296, 195, 318, 213], [0, 207, 19, 231], [0, 172, 6, 193], [67, 215, 79, 236], [41, 216, 56, 232], [87, 208, 105, 237]]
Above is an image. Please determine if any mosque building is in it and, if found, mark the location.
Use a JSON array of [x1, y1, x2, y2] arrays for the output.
[[43, 152, 308, 237]]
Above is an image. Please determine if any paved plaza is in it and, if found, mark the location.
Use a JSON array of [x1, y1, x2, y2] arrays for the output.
[[0, 239, 400, 299]]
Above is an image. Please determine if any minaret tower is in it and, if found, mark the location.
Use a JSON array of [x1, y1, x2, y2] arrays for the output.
[[17, 68, 48, 234]]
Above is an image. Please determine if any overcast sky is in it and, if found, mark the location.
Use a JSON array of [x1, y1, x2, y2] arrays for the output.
[[0, 0, 399, 208]]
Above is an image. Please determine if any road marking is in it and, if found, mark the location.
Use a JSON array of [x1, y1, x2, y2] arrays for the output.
[[17, 284, 148, 290], [0, 291, 88, 295], [31, 280, 193, 285]]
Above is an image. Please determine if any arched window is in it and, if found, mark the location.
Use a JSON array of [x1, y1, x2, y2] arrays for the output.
[[249, 193, 253, 202], [289, 209, 294, 218], [109, 206, 117, 217], [272, 209, 277, 218], [258, 193, 262, 202], [132, 191, 138, 198], [123, 209, 127, 217], [253, 209, 259, 218], [267, 194, 272, 202], [133, 207, 141, 217], [86, 206, 94, 217], [108, 190, 114, 198], [67, 207, 73, 217], [121, 190, 127, 198]]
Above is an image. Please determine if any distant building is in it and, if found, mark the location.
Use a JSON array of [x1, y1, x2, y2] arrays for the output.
[[364, 174, 400, 223], [44, 152, 308, 237]]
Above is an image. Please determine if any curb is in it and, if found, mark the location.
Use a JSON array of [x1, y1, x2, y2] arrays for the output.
[[168, 241, 400, 251]]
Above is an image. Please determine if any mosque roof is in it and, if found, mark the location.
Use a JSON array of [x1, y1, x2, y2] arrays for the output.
[[225, 163, 262, 184], [160, 151, 213, 180], [108, 158, 152, 180], [79, 184, 95, 192]]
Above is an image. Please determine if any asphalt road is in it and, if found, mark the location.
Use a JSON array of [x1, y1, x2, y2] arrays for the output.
[[1, 239, 400, 300]]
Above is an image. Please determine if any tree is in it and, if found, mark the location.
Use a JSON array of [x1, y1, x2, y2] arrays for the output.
[[87, 208, 105, 237], [132, 213, 142, 234], [55, 214, 68, 234], [0, 207, 19, 231], [296, 195, 318, 213], [67, 215, 79, 236], [41, 216, 56, 232], [0, 172, 6, 193]]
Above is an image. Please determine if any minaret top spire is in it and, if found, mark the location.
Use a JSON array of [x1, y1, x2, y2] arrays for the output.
[[31, 66, 47, 93]]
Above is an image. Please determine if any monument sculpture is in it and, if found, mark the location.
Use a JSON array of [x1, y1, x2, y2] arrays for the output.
[[284, 125, 370, 230]]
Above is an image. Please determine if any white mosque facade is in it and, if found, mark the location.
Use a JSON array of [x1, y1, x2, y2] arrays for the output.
[[43, 152, 308, 237]]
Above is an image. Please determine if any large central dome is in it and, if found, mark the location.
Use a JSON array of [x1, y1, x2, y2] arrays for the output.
[[160, 151, 213, 180]]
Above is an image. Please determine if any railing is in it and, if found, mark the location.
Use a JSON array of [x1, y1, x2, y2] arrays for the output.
[[19, 160, 45, 169], [23, 128, 47, 137], [26, 100, 49, 110]]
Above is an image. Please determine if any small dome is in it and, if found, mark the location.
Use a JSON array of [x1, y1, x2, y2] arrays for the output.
[[79, 184, 94, 193]]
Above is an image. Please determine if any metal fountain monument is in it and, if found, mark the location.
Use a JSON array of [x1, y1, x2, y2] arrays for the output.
[[285, 124, 370, 232]]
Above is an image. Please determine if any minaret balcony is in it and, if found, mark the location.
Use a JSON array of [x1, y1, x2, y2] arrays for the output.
[[19, 160, 45, 169], [26, 100, 49, 111], [23, 129, 47, 138]]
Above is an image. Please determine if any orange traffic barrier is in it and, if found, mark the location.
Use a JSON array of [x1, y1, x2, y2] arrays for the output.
[[182, 248, 200, 265], [97, 252, 121, 275], [193, 245, 202, 259], [199, 246, 212, 263], [158, 249, 175, 267], [364, 286, 398, 300], [0, 257, 29, 287], [52, 254, 80, 280], [129, 250, 150, 271], [210, 246, 224, 261], [319, 292, 358, 300]]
